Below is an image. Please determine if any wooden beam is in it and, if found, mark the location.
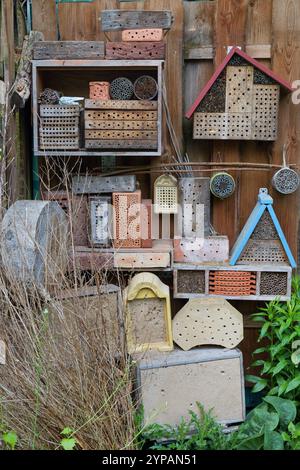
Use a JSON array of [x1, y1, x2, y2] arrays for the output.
[[100, 9, 173, 31], [11, 31, 44, 109], [184, 44, 271, 61]]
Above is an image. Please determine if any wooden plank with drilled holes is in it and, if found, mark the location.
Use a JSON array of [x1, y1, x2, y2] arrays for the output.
[[106, 42, 165, 60], [85, 130, 157, 140], [85, 139, 158, 150], [85, 99, 158, 110], [85, 119, 157, 130], [84, 110, 158, 121], [33, 41, 105, 60], [100, 10, 173, 31]]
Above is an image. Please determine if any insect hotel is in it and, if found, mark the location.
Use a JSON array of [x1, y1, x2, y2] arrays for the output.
[[2, 1, 300, 446]]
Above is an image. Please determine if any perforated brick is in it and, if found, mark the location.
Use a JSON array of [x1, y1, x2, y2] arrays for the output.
[[122, 29, 163, 42], [174, 236, 229, 263], [113, 191, 141, 248], [209, 271, 256, 296], [89, 81, 110, 100]]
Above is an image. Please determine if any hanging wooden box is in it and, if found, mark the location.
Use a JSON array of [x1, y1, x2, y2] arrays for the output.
[[84, 99, 159, 151], [186, 48, 293, 141], [39, 104, 80, 150], [134, 348, 245, 427], [125, 272, 173, 354]]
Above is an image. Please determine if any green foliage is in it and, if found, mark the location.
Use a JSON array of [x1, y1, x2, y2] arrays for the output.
[[141, 403, 236, 450], [60, 428, 77, 451], [246, 276, 300, 402], [1, 431, 18, 450], [233, 397, 297, 450]]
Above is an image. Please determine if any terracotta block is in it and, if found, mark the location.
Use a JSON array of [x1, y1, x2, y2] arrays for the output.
[[105, 42, 165, 60], [172, 298, 243, 351], [209, 271, 256, 296], [114, 252, 170, 269], [141, 199, 152, 248], [89, 81, 110, 100], [135, 348, 245, 427], [122, 29, 163, 42], [174, 236, 229, 263], [125, 273, 173, 354], [113, 191, 142, 249]]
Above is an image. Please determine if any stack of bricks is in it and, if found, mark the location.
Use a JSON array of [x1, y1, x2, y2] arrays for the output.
[[106, 29, 166, 60]]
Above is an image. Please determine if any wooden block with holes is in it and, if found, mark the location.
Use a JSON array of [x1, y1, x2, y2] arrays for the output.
[[39, 105, 80, 150], [178, 177, 210, 237], [84, 100, 159, 151], [134, 348, 245, 427], [122, 29, 163, 42], [174, 237, 229, 263], [113, 191, 142, 249], [125, 272, 173, 354], [172, 298, 243, 351], [105, 42, 165, 60]]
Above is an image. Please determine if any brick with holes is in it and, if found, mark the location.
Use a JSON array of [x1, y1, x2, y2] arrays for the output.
[[122, 29, 164, 42], [174, 236, 229, 263], [113, 191, 142, 249]]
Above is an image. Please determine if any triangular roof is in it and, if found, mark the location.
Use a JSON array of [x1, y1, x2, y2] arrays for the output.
[[186, 47, 293, 119], [230, 188, 296, 268]]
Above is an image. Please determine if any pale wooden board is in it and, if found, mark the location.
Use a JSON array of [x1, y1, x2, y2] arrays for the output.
[[72, 175, 136, 194], [172, 298, 243, 351], [85, 119, 157, 130], [252, 84, 279, 140], [85, 99, 158, 110], [33, 41, 105, 60], [225, 66, 253, 114], [84, 110, 158, 121], [114, 252, 170, 269], [85, 129, 157, 140], [100, 9, 173, 31]]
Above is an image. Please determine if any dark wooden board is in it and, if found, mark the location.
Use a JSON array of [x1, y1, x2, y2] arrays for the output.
[[33, 41, 105, 59], [100, 9, 173, 31], [105, 41, 165, 60]]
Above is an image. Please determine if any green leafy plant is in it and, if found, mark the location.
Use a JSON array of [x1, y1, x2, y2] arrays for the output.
[[60, 427, 77, 451], [282, 422, 300, 450], [233, 396, 297, 450], [141, 403, 235, 450], [246, 276, 300, 402]]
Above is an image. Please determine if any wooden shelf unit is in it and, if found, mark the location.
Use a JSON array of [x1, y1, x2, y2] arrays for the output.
[[32, 59, 164, 157]]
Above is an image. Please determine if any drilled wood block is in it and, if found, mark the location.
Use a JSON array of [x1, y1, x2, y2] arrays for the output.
[[193, 112, 252, 140], [252, 84, 279, 140], [114, 252, 170, 269], [101, 10, 173, 31], [85, 99, 158, 110], [85, 129, 157, 140], [209, 271, 256, 296], [260, 272, 289, 296], [42, 191, 88, 247], [172, 298, 243, 351], [106, 42, 165, 60], [141, 199, 152, 248], [154, 174, 178, 214], [113, 191, 141, 249], [89, 196, 112, 247], [238, 239, 287, 264], [135, 348, 245, 427], [225, 66, 253, 113], [84, 110, 157, 121], [125, 273, 173, 354], [72, 175, 136, 194], [39, 126, 79, 137], [33, 41, 105, 60], [176, 270, 206, 295], [122, 29, 163, 42], [85, 119, 157, 131], [174, 237, 229, 263], [85, 139, 157, 150], [178, 177, 210, 238]]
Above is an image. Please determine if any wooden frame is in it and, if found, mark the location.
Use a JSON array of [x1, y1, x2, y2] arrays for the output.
[[32, 59, 164, 157], [173, 263, 292, 301]]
